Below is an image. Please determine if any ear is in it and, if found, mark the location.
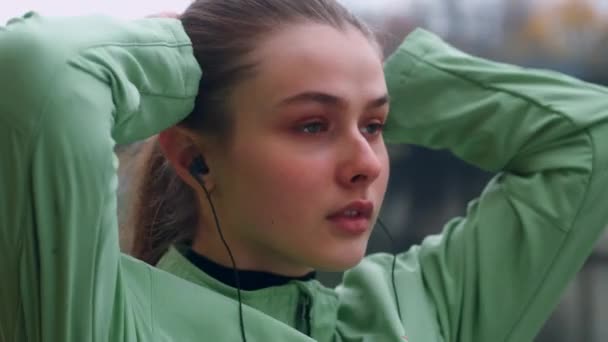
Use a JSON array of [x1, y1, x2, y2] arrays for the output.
[[158, 127, 216, 192]]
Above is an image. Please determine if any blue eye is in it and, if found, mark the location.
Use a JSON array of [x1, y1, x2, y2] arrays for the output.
[[362, 122, 384, 135], [300, 121, 328, 134]]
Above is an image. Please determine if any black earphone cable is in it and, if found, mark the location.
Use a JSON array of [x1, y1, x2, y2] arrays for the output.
[[376, 217, 404, 323], [192, 175, 248, 342]]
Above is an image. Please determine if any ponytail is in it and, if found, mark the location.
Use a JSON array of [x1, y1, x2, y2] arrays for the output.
[[129, 138, 198, 265]]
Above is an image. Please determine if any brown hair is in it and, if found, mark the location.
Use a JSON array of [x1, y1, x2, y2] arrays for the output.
[[130, 0, 378, 265]]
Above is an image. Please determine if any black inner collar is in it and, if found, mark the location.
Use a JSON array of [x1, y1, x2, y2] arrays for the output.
[[184, 248, 316, 291]]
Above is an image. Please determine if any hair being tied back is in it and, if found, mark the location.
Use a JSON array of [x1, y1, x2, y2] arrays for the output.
[[130, 0, 377, 265]]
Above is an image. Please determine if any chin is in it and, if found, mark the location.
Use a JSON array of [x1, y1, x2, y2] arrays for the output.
[[314, 245, 367, 272]]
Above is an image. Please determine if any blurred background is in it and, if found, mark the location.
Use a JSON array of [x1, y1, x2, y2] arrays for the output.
[[3, 0, 607, 340]]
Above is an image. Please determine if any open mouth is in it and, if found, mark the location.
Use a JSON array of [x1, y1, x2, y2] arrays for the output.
[[327, 200, 373, 234]]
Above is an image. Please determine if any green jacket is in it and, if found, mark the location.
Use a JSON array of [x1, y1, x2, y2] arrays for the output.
[[1, 13, 607, 342]]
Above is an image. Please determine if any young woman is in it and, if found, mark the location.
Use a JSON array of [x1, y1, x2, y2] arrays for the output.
[[1, 0, 607, 341]]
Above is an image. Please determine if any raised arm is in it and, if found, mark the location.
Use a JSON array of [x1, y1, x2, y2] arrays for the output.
[[0, 13, 200, 341], [383, 29, 608, 341]]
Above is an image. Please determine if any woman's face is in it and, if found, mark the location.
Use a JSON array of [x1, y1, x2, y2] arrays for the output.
[[202, 23, 389, 275]]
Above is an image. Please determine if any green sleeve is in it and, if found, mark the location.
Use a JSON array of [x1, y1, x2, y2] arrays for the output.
[[0, 13, 201, 341], [384, 29, 608, 341]]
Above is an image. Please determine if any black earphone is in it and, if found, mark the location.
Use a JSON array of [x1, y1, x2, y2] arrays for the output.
[[189, 155, 210, 176], [187, 155, 403, 340]]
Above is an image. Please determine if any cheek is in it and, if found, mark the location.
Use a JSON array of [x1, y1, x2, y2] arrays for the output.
[[367, 146, 390, 211], [226, 142, 334, 221], [376, 156, 390, 201], [379, 151, 390, 187]]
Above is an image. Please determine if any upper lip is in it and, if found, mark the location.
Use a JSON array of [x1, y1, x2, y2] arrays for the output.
[[328, 200, 374, 219]]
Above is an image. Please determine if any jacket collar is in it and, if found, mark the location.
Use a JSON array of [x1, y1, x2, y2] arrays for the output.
[[156, 245, 339, 340], [182, 247, 316, 290]]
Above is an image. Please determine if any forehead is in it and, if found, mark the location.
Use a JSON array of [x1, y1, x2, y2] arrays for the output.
[[240, 22, 386, 107]]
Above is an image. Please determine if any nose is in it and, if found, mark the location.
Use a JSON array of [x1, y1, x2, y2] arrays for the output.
[[336, 132, 384, 188]]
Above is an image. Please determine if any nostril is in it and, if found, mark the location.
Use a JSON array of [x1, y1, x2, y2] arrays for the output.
[[350, 174, 367, 183]]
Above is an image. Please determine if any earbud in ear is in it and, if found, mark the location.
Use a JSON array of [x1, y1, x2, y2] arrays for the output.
[[189, 155, 209, 177]]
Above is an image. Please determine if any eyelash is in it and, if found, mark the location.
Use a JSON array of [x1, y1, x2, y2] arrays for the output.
[[297, 119, 385, 137]]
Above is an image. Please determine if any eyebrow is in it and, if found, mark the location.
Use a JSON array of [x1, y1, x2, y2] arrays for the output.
[[277, 91, 390, 110]]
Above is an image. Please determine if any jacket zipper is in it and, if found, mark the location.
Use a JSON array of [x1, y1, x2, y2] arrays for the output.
[[296, 293, 312, 337]]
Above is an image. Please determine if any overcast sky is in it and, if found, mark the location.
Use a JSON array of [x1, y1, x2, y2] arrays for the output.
[[2, 0, 605, 27]]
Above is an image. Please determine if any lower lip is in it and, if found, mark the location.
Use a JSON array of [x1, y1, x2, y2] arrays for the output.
[[327, 216, 370, 235]]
